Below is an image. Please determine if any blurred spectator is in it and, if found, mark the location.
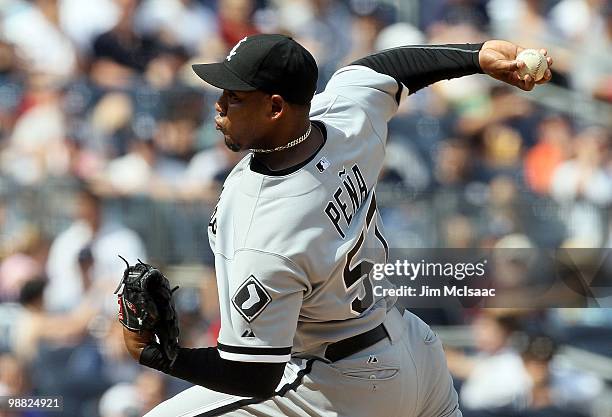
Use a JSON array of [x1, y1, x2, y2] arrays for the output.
[[521, 334, 559, 410], [0, 354, 28, 397], [90, 87, 210, 200], [0, 39, 20, 78], [64, 135, 107, 181], [91, 0, 167, 88], [0, 74, 69, 185], [183, 137, 246, 198], [435, 138, 474, 187], [481, 123, 524, 172], [0, 353, 40, 417], [550, 127, 612, 246], [571, 1, 612, 102], [443, 214, 477, 248], [97, 370, 166, 417], [98, 382, 142, 417], [490, 233, 536, 287], [0, 256, 17, 295], [381, 138, 431, 193], [457, 86, 534, 140], [12, 278, 101, 363], [344, 3, 394, 64], [1, 0, 77, 80], [143, 43, 190, 90], [59, 0, 120, 53], [524, 112, 573, 195], [374, 22, 425, 51], [275, 0, 352, 85], [135, 370, 166, 414], [446, 311, 531, 410], [93, 0, 157, 71], [217, 0, 259, 46], [488, 0, 555, 44], [0, 39, 22, 142], [135, 0, 217, 55], [549, 0, 607, 43], [170, 265, 221, 348], [477, 178, 524, 243], [45, 186, 146, 312], [432, 138, 484, 245], [518, 332, 601, 416], [88, 91, 135, 159], [101, 137, 157, 195], [0, 228, 47, 302], [422, 0, 490, 33], [152, 89, 203, 163]]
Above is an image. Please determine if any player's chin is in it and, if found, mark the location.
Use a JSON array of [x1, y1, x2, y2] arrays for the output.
[[224, 135, 242, 152]]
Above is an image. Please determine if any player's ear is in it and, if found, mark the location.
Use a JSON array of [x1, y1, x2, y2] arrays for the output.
[[269, 94, 285, 120]]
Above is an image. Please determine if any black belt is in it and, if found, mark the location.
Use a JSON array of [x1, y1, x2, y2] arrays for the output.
[[324, 323, 390, 362]]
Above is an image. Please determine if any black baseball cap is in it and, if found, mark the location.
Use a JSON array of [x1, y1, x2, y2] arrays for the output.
[[192, 34, 318, 105]]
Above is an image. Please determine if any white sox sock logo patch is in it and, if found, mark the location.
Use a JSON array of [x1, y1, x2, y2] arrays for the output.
[[241, 284, 261, 310], [232, 275, 272, 322]]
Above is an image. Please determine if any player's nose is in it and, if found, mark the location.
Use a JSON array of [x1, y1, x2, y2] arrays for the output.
[[215, 100, 224, 116], [215, 94, 227, 116]]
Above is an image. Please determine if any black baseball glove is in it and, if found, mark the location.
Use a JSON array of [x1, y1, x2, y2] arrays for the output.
[[115, 256, 180, 365]]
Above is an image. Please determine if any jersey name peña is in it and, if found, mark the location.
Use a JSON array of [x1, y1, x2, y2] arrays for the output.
[[324, 163, 368, 239]]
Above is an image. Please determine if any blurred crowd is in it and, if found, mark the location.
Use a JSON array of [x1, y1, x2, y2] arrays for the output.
[[445, 309, 608, 417], [0, 0, 611, 416]]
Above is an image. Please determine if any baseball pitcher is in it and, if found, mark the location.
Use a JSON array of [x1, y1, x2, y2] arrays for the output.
[[117, 34, 553, 417]]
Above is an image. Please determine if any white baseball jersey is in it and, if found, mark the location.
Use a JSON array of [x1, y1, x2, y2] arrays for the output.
[[208, 65, 409, 363]]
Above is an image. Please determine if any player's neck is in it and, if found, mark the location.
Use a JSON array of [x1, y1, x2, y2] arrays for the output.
[[252, 120, 323, 171]]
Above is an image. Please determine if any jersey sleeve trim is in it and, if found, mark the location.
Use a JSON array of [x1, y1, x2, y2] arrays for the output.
[[217, 343, 292, 363]]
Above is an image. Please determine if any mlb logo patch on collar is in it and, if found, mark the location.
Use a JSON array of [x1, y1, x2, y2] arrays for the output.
[[232, 275, 272, 323], [316, 157, 330, 173]]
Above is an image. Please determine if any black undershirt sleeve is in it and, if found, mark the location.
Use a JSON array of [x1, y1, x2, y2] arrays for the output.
[[140, 343, 286, 398], [351, 43, 484, 97]]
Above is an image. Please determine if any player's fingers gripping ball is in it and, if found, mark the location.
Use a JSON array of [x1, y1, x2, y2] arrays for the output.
[[516, 49, 548, 82], [115, 256, 180, 364]]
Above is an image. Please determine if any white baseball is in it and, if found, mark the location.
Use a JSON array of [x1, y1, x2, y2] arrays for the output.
[[516, 49, 547, 81]]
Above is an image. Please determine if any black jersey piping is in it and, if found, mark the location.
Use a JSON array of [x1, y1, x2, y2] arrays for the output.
[[217, 343, 292, 356], [275, 358, 315, 396], [193, 397, 263, 417]]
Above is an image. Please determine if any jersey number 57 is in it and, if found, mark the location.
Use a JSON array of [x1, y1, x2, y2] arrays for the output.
[[343, 193, 388, 315]]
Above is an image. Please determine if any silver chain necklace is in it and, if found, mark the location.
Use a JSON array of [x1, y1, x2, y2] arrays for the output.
[[250, 123, 312, 153]]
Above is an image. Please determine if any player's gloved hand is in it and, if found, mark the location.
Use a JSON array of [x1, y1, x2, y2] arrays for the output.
[[479, 40, 553, 91], [115, 256, 180, 365]]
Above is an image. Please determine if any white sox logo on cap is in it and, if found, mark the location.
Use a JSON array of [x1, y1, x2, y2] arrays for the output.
[[226, 37, 248, 62], [193, 34, 318, 104]]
